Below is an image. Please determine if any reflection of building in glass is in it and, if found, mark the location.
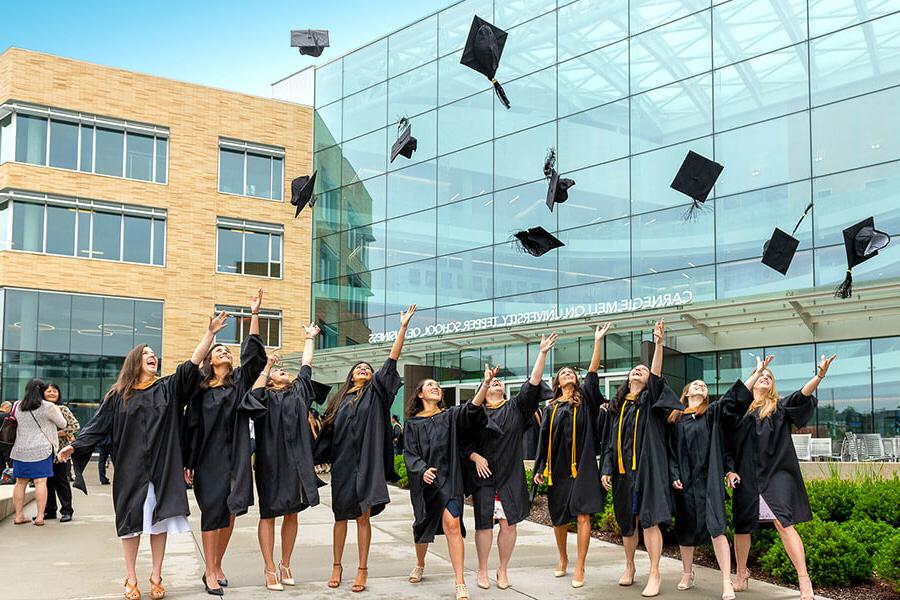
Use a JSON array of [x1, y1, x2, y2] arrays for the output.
[[297, 0, 900, 438]]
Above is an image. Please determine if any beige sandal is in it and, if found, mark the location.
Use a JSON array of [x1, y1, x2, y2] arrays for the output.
[[408, 565, 425, 583], [124, 578, 141, 600], [279, 563, 295, 586], [456, 583, 470, 600], [734, 569, 751, 592], [677, 571, 695, 591], [798, 575, 814, 600], [265, 568, 283, 591], [149, 576, 165, 600]]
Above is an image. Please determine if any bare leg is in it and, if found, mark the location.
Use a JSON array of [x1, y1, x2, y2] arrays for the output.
[[149, 532, 167, 582], [643, 525, 663, 597], [552, 524, 569, 574], [415, 542, 428, 567], [353, 511, 372, 590], [12, 478, 28, 522], [733, 533, 751, 590], [258, 518, 276, 573], [443, 510, 466, 586], [620, 519, 639, 586], [330, 519, 348, 586], [574, 514, 591, 583], [774, 522, 813, 597], [475, 528, 492, 587], [678, 546, 695, 589], [200, 530, 220, 587], [33, 478, 48, 523], [497, 520, 517, 587], [280, 513, 299, 568], [122, 536, 141, 585], [214, 514, 236, 581], [711, 535, 734, 598]]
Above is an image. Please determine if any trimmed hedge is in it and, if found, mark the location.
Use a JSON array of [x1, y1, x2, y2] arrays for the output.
[[393, 455, 409, 489], [873, 532, 900, 592], [850, 480, 900, 527]]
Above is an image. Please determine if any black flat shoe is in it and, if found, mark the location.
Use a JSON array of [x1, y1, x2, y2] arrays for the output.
[[42, 514, 58, 520], [202, 575, 224, 596], [218, 578, 228, 587], [60, 514, 73, 523]]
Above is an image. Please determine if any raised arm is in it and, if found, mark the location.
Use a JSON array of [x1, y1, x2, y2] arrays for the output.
[[248, 288, 263, 336], [650, 319, 664, 377], [389, 304, 416, 360], [252, 353, 279, 391], [802, 354, 836, 397], [192, 311, 229, 365], [530, 333, 556, 385], [588, 323, 610, 373], [302, 323, 319, 367], [744, 355, 774, 391], [472, 363, 499, 407]]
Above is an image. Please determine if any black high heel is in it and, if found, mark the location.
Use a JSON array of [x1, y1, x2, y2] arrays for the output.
[[202, 574, 224, 596]]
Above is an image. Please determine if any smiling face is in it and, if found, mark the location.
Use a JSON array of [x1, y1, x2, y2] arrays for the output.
[[269, 367, 292, 387], [208, 344, 233, 369], [556, 367, 578, 388], [486, 377, 505, 400], [417, 379, 443, 404], [629, 364, 650, 386], [686, 379, 708, 400], [351, 362, 373, 386], [43, 385, 60, 404], [754, 368, 774, 393], [141, 346, 159, 378]]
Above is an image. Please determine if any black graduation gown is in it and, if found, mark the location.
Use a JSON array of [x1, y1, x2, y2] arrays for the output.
[[601, 373, 682, 536], [533, 372, 607, 526], [240, 365, 328, 519], [521, 407, 543, 461], [666, 380, 751, 546], [728, 391, 817, 534], [319, 358, 402, 521], [71, 360, 198, 537], [404, 401, 486, 544], [183, 334, 267, 531], [466, 380, 550, 530]]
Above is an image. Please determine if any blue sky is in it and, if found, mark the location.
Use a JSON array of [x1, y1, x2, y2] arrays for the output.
[[3, 0, 450, 97]]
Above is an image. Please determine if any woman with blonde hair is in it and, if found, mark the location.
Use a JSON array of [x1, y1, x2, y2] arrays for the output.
[[665, 356, 771, 599], [728, 354, 835, 600]]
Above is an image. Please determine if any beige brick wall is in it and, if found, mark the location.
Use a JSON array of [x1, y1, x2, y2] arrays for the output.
[[0, 48, 313, 369]]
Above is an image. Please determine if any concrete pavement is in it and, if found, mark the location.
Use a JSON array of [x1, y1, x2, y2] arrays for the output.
[[0, 465, 815, 599]]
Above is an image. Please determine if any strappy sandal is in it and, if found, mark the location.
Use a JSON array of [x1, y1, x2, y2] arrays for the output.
[[408, 565, 425, 583], [124, 578, 141, 600], [618, 565, 636, 586], [279, 563, 295, 586], [265, 568, 284, 591], [722, 578, 736, 600], [734, 569, 751, 592], [149, 576, 165, 600], [352, 567, 368, 593], [328, 563, 343, 588], [677, 571, 695, 591], [455, 583, 470, 600], [798, 575, 814, 600]]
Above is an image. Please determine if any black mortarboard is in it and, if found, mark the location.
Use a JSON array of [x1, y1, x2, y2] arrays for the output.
[[545, 170, 575, 212], [834, 216, 891, 298], [310, 379, 333, 406], [390, 118, 417, 163], [761, 228, 800, 275], [670, 151, 724, 220], [460, 15, 511, 109], [290, 30, 330, 57], [513, 226, 564, 257], [290, 172, 317, 218]]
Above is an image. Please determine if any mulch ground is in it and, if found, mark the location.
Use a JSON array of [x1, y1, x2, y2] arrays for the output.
[[523, 496, 897, 600]]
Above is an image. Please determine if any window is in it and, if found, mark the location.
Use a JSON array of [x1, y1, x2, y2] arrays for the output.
[[218, 139, 285, 200], [216, 217, 283, 277], [1, 103, 168, 183], [0, 190, 166, 265], [214, 305, 282, 347]]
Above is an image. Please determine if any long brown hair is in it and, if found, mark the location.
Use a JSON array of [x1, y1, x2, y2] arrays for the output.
[[106, 344, 150, 403], [200, 343, 235, 389], [610, 363, 649, 414], [322, 361, 373, 426], [405, 379, 444, 419], [747, 368, 780, 420], [668, 381, 709, 424], [550, 367, 582, 406]]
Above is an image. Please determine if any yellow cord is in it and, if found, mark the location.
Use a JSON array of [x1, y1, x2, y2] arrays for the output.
[[570, 405, 578, 478], [617, 396, 640, 474], [543, 403, 559, 486]]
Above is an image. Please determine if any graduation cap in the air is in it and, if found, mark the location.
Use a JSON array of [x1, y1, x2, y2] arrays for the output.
[[670, 151, 723, 220], [543, 148, 575, 212], [290, 172, 317, 218], [310, 379, 333, 406], [390, 117, 418, 163], [290, 29, 330, 57], [761, 201, 812, 275], [834, 216, 891, 298], [513, 226, 564, 257], [460, 15, 511, 109]]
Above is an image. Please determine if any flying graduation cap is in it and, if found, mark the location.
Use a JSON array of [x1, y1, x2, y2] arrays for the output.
[[834, 216, 891, 298], [390, 117, 418, 163], [761, 201, 812, 275], [290, 172, 317, 218], [290, 30, 330, 57], [513, 226, 564, 257], [460, 15, 511, 109], [543, 148, 575, 212], [670, 151, 724, 220]]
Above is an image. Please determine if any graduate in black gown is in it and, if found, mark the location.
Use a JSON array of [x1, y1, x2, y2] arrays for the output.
[[318, 304, 416, 593], [59, 313, 228, 600], [665, 358, 769, 600], [533, 326, 609, 589], [729, 354, 836, 600], [464, 338, 553, 590], [241, 323, 330, 591], [404, 377, 487, 600], [183, 289, 268, 595], [601, 320, 682, 598]]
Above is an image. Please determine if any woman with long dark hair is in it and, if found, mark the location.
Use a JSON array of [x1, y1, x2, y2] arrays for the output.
[[533, 325, 609, 589], [318, 304, 416, 593], [665, 357, 771, 600], [729, 354, 836, 600], [403, 374, 487, 600], [464, 335, 553, 590], [183, 289, 268, 595], [10, 378, 66, 526], [43, 383, 80, 523], [600, 320, 682, 598], [59, 313, 227, 600], [241, 323, 330, 591]]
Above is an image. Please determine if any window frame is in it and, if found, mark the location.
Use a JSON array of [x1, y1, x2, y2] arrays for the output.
[[215, 216, 284, 279], [217, 138, 286, 202], [213, 304, 282, 348]]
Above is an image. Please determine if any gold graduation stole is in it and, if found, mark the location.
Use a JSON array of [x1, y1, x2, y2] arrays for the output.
[[617, 393, 640, 475], [133, 377, 160, 390], [542, 401, 578, 486]]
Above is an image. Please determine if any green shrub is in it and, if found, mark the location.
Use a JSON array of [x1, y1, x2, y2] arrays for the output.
[[851, 480, 900, 527], [393, 455, 409, 489], [750, 526, 778, 558], [806, 478, 857, 522], [760, 519, 872, 587], [839, 519, 897, 556], [595, 501, 619, 534], [873, 532, 900, 592], [524, 469, 549, 496]]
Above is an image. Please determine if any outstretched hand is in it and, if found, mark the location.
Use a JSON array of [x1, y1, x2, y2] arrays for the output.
[[266, 353, 281, 369], [653, 320, 665, 344], [250, 288, 264, 313], [305, 323, 320, 339], [399, 304, 417, 327], [208, 311, 229, 335], [539, 332, 558, 353], [817, 354, 837, 378], [755, 355, 774, 374], [594, 322, 611, 340], [57, 445, 74, 463], [483, 363, 500, 385]]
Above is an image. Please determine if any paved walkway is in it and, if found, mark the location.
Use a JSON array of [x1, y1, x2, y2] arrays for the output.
[[1, 466, 815, 599]]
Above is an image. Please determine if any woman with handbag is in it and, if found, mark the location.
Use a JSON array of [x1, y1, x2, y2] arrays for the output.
[[9, 378, 66, 525]]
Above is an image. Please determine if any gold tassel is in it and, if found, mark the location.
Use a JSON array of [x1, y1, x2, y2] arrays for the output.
[[632, 408, 640, 471], [617, 405, 627, 474], [570, 405, 578, 478], [543, 403, 560, 486]]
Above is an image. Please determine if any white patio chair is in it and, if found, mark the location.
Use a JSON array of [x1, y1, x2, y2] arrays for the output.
[[810, 438, 834, 461], [792, 433, 812, 461], [859, 434, 886, 461], [840, 432, 860, 462]]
